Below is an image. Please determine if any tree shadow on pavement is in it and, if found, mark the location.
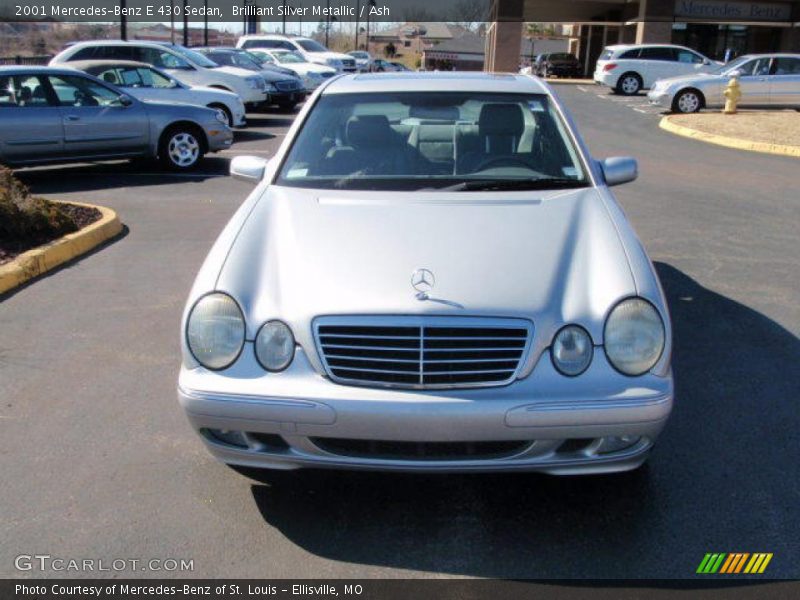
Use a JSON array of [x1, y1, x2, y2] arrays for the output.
[[248, 262, 800, 580]]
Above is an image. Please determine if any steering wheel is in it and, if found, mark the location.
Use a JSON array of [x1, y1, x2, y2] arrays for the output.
[[473, 156, 534, 173]]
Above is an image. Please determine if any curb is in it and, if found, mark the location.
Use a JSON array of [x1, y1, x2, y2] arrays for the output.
[[546, 78, 595, 85], [0, 201, 122, 295], [659, 116, 800, 158]]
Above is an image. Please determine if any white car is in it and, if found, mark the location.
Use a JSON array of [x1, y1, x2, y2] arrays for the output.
[[649, 54, 800, 113], [237, 34, 357, 73], [249, 49, 337, 90], [50, 41, 268, 108], [348, 50, 372, 72], [594, 44, 720, 95], [68, 60, 247, 127]]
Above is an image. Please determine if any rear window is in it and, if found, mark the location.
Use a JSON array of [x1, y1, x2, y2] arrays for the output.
[[639, 47, 675, 61], [242, 39, 282, 49], [550, 54, 575, 61], [619, 48, 641, 59]]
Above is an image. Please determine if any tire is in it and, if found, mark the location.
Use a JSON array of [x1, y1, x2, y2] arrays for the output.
[[672, 89, 703, 114], [207, 103, 232, 127], [616, 72, 642, 96], [158, 125, 204, 171]]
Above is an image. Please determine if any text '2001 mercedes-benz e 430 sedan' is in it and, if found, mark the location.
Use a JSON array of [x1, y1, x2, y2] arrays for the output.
[[178, 72, 673, 476]]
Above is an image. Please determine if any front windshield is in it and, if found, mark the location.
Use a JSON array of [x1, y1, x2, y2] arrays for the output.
[[275, 51, 306, 64], [350, 52, 369, 59], [297, 39, 328, 53], [170, 45, 219, 68], [276, 92, 589, 191], [719, 56, 751, 74]]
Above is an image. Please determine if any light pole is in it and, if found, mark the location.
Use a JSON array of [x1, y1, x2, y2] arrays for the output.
[[354, 0, 360, 50], [170, 0, 175, 43], [120, 0, 127, 41], [182, 0, 189, 46], [203, 0, 209, 46]]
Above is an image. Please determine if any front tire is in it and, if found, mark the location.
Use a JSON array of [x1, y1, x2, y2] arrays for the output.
[[616, 72, 642, 96], [673, 89, 703, 114], [159, 126, 204, 171]]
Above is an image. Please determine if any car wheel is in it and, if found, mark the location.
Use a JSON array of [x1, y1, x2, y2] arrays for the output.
[[208, 103, 233, 127], [616, 73, 642, 96], [673, 89, 703, 114], [159, 126, 204, 170]]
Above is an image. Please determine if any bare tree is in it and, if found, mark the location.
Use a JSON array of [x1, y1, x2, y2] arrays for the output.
[[451, 0, 489, 32]]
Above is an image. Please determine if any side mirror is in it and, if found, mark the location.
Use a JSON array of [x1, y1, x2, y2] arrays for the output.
[[118, 94, 133, 107], [600, 157, 638, 187], [230, 155, 268, 183], [728, 69, 743, 78]]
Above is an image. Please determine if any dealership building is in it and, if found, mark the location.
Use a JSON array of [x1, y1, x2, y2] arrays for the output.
[[486, 0, 800, 74]]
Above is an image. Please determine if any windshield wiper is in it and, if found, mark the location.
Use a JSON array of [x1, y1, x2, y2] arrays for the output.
[[434, 178, 588, 192]]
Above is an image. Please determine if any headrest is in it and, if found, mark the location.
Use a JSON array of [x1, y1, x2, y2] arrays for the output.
[[478, 103, 524, 137], [346, 115, 394, 147], [103, 72, 118, 84], [409, 105, 459, 121]]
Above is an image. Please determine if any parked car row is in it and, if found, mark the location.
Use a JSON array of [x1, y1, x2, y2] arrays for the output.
[[590, 43, 800, 113]]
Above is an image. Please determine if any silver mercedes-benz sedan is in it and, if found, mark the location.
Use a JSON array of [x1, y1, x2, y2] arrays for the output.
[[648, 53, 800, 113], [179, 72, 673, 476]]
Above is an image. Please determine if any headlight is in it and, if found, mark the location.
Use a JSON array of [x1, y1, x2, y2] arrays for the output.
[[551, 325, 593, 376], [245, 76, 262, 90], [213, 109, 228, 124], [604, 298, 665, 376], [327, 58, 343, 69], [255, 320, 295, 372], [307, 71, 323, 80], [265, 82, 277, 92], [186, 293, 245, 370]]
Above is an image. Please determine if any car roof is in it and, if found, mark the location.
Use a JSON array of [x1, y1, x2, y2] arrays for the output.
[[67, 60, 155, 70], [65, 40, 171, 49], [323, 72, 549, 95], [0, 65, 95, 77]]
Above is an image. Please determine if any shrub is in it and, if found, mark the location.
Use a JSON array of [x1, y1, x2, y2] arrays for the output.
[[0, 166, 77, 243]]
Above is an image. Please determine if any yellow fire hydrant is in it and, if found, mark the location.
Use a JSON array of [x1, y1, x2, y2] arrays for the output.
[[724, 76, 742, 114]]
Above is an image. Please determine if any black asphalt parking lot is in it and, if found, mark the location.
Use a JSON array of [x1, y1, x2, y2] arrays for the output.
[[1, 87, 798, 582]]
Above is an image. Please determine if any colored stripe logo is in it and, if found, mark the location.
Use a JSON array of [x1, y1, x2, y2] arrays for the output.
[[697, 553, 773, 574]]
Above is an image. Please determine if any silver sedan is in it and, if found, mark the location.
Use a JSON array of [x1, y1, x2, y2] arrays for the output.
[[649, 53, 800, 113], [0, 66, 232, 170], [178, 73, 673, 476]]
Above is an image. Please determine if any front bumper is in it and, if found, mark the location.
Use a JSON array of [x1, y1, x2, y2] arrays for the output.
[[204, 124, 233, 152], [178, 346, 673, 475], [648, 89, 672, 108]]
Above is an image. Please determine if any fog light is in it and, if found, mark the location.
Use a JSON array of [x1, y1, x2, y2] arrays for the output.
[[597, 435, 641, 454], [206, 429, 248, 448]]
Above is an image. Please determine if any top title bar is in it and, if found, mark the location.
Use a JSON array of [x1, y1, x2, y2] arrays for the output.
[[0, 0, 502, 23]]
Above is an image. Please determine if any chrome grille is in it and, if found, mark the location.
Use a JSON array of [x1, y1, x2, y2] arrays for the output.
[[275, 79, 301, 91], [314, 316, 533, 389]]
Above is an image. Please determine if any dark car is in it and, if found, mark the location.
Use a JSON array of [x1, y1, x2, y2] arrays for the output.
[[193, 47, 306, 111], [536, 53, 582, 78]]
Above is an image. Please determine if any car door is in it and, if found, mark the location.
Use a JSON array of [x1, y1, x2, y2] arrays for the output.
[[636, 47, 674, 87], [46, 73, 150, 158], [0, 73, 64, 164], [768, 57, 800, 106], [736, 57, 773, 105]]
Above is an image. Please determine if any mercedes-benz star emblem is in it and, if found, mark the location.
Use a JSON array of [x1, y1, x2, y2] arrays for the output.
[[411, 268, 435, 299]]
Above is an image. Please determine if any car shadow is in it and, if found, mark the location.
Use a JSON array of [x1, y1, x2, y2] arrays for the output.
[[13, 158, 230, 193], [245, 262, 799, 579]]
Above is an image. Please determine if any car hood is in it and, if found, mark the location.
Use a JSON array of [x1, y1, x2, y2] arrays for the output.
[[216, 186, 636, 343], [216, 65, 259, 78], [655, 72, 724, 87]]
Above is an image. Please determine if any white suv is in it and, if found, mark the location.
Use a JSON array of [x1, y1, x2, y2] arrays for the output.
[[237, 35, 357, 73], [50, 41, 268, 108], [594, 44, 720, 95]]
